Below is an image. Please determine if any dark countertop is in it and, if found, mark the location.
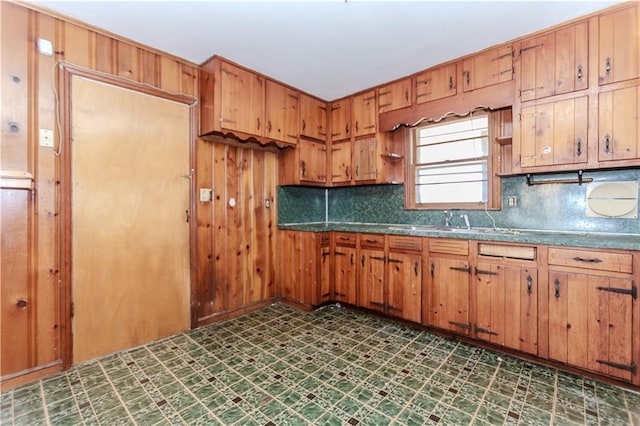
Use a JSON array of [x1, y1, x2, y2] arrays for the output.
[[279, 222, 640, 251]]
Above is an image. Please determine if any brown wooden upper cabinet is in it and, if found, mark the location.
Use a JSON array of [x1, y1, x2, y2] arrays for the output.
[[299, 93, 328, 142], [298, 139, 327, 183], [219, 60, 265, 137], [415, 63, 457, 104], [377, 79, 412, 113], [266, 80, 299, 145], [331, 141, 352, 184], [353, 137, 378, 182], [519, 96, 588, 169], [463, 45, 514, 92], [200, 57, 300, 146], [519, 21, 588, 102], [352, 90, 377, 137], [599, 5, 640, 85], [598, 85, 640, 163], [330, 98, 351, 142]]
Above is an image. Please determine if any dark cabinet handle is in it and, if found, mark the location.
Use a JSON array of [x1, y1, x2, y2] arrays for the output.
[[355, 121, 359, 133], [302, 119, 306, 131], [604, 134, 611, 153], [465, 70, 470, 86], [414, 262, 419, 277], [405, 89, 409, 102], [576, 138, 582, 156], [526, 275, 532, 294], [345, 123, 349, 135], [361, 255, 365, 267], [350, 253, 354, 265], [300, 161, 306, 178], [605, 57, 611, 76], [16, 299, 27, 308], [449, 76, 454, 90], [257, 118, 261, 131], [267, 120, 272, 133], [554, 278, 560, 299], [577, 64, 583, 81], [430, 262, 434, 278], [572, 256, 602, 264], [365, 239, 379, 244]]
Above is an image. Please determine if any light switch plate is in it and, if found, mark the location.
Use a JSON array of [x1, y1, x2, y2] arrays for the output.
[[39, 129, 54, 147], [199, 188, 212, 202]]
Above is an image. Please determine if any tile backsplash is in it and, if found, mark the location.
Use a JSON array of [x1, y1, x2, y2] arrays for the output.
[[278, 169, 640, 234]]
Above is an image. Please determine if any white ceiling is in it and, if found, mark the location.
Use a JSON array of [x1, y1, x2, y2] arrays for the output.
[[29, 0, 624, 100]]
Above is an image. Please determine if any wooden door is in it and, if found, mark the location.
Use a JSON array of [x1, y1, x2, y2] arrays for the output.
[[352, 91, 377, 137], [599, 5, 640, 85], [334, 246, 357, 304], [300, 94, 327, 141], [474, 263, 538, 354], [520, 96, 588, 168], [219, 61, 265, 136], [378, 79, 411, 113], [548, 271, 634, 382], [415, 64, 457, 104], [266, 81, 299, 145], [519, 22, 588, 101], [463, 45, 513, 92], [71, 76, 190, 364], [359, 249, 386, 313], [598, 86, 640, 162], [387, 252, 422, 323], [331, 141, 352, 184], [427, 256, 470, 334], [353, 137, 378, 182], [330, 99, 351, 142]]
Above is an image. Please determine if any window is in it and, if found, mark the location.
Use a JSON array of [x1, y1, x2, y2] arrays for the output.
[[406, 112, 500, 210]]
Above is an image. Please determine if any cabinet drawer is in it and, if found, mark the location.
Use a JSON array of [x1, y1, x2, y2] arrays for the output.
[[479, 243, 536, 261], [428, 238, 469, 256], [360, 234, 385, 249], [548, 247, 632, 273], [389, 235, 423, 252], [335, 232, 357, 247]]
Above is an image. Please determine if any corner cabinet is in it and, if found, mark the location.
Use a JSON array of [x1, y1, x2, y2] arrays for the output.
[[299, 93, 328, 142], [199, 57, 299, 147]]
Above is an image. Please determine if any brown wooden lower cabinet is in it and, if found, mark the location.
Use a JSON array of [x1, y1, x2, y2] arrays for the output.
[[358, 235, 422, 322], [277, 229, 639, 386]]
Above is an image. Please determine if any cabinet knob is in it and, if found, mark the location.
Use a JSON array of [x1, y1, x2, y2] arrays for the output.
[[577, 64, 583, 82]]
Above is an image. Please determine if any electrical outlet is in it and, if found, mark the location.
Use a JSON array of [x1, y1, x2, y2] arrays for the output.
[[199, 188, 212, 202], [507, 196, 517, 207]]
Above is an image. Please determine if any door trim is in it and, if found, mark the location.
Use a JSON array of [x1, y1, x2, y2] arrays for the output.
[[58, 63, 197, 369]]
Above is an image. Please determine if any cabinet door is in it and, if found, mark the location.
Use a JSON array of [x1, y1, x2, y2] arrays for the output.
[[331, 141, 352, 184], [599, 5, 640, 85], [520, 96, 588, 168], [549, 271, 635, 382], [219, 61, 265, 135], [330, 99, 351, 142], [352, 91, 377, 137], [463, 45, 513, 92], [378, 79, 411, 113], [353, 137, 377, 182], [300, 94, 327, 141], [520, 22, 588, 101], [320, 245, 332, 303], [299, 139, 327, 183], [278, 231, 302, 302], [387, 252, 422, 323], [334, 246, 357, 304], [427, 256, 471, 335], [265, 81, 299, 145], [299, 232, 319, 305], [415, 64, 457, 104], [475, 263, 538, 355], [598, 86, 640, 162], [359, 249, 386, 313]]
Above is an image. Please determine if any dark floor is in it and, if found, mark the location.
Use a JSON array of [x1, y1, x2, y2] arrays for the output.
[[1, 303, 639, 425]]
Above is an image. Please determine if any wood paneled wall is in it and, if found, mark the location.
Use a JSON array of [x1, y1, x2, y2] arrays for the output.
[[0, 1, 197, 389], [194, 138, 278, 326]]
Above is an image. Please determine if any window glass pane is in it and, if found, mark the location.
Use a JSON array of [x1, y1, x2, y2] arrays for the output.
[[416, 138, 488, 163], [416, 180, 486, 203]]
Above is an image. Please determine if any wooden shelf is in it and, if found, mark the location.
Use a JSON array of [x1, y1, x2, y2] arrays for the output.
[[495, 136, 512, 145]]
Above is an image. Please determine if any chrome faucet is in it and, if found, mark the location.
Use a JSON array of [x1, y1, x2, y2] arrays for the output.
[[461, 214, 471, 230], [443, 210, 453, 227]]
